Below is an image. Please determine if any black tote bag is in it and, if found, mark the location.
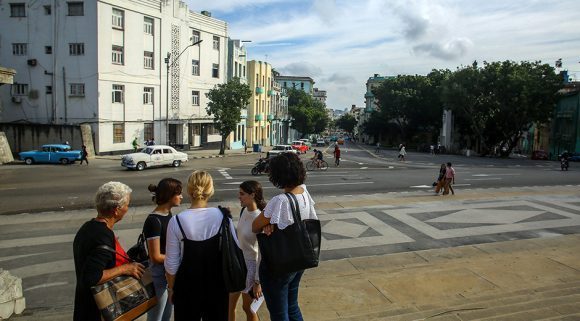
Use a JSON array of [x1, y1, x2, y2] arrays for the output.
[[257, 192, 321, 276], [218, 206, 248, 292]]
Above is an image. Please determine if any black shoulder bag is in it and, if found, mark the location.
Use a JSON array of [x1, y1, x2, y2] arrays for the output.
[[218, 206, 248, 292], [127, 215, 161, 263], [257, 193, 321, 276]]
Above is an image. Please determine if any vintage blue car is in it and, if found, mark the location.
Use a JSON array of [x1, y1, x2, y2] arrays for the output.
[[19, 144, 82, 165]]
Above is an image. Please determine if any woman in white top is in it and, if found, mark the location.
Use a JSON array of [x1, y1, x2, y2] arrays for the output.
[[252, 153, 318, 321], [228, 180, 266, 321], [164, 170, 237, 321]]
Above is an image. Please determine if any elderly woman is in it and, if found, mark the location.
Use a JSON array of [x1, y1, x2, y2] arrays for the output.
[[165, 170, 238, 321], [73, 181, 145, 321]]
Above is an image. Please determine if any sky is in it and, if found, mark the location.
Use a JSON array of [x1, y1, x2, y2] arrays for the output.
[[185, 0, 580, 110]]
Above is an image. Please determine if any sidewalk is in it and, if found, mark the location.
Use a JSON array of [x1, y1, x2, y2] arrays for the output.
[[9, 186, 580, 321]]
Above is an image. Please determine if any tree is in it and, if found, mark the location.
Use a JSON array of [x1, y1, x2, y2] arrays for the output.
[[206, 78, 252, 155], [336, 114, 357, 134], [287, 88, 329, 137]]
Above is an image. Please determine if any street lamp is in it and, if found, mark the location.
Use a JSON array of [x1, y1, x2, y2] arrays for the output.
[[165, 39, 203, 145]]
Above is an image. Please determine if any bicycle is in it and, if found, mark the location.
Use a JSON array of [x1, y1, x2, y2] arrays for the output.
[[306, 159, 328, 171]]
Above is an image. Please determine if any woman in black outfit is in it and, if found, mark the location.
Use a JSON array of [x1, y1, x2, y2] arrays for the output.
[[73, 181, 145, 321]]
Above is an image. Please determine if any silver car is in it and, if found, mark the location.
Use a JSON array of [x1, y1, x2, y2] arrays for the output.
[[121, 145, 188, 171]]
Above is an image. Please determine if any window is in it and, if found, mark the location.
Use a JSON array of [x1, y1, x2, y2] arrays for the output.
[[12, 43, 27, 56], [192, 30, 200, 43], [45, 46, 52, 54], [234, 62, 238, 77], [144, 51, 154, 69], [212, 64, 219, 78], [213, 36, 219, 50], [112, 45, 124, 64], [12, 84, 28, 96], [69, 43, 85, 56], [144, 123, 154, 141], [67, 2, 84, 16], [192, 91, 200, 106], [44, 5, 51, 15], [10, 3, 25, 17], [113, 123, 125, 143], [112, 84, 124, 103], [69, 83, 85, 96], [144, 17, 154, 35], [46, 86, 53, 94], [112, 8, 123, 29], [143, 87, 153, 104], [192, 60, 200, 76], [243, 66, 246, 77]]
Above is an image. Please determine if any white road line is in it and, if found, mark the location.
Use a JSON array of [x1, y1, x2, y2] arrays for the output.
[[360, 167, 368, 169], [218, 181, 375, 192], [410, 185, 433, 188], [25, 282, 69, 292], [465, 178, 502, 181], [218, 169, 233, 180]]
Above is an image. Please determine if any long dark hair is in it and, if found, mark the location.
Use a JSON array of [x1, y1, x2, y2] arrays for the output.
[[240, 180, 266, 211], [148, 178, 182, 205]]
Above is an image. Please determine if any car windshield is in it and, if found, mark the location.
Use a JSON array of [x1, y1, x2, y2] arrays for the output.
[[143, 147, 154, 154]]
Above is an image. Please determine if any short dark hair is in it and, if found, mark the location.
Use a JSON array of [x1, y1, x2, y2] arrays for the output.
[[148, 178, 182, 205], [268, 153, 306, 189], [447, 162, 452, 166]]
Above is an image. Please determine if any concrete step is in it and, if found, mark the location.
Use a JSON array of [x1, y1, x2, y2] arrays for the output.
[[327, 282, 580, 321]]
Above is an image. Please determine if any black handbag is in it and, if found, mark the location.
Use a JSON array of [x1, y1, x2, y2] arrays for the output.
[[127, 233, 148, 263], [257, 193, 321, 276], [218, 206, 248, 292]]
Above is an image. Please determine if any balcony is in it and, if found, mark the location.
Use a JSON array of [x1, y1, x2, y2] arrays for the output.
[[255, 87, 265, 94], [255, 114, 263, 121], [268, 89, 276, 96], [267, 114, 274, 121]]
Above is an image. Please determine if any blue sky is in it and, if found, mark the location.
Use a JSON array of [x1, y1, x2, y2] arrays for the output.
[[186, 0, 580, 110]]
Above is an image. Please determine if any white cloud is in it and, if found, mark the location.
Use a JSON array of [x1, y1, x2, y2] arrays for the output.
[[191, 0, 580, 109]]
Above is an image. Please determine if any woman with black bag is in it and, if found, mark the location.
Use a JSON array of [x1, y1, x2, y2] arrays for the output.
[[164, 170, 240, 321], [252, 153, 320, 321], [143, 178, 183, 321]]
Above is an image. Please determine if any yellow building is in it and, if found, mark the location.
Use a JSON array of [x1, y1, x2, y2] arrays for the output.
[[246, 61, 272, 146]]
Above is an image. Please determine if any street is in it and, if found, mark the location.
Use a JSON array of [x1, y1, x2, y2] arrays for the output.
[[2, 141, 580, 319], [0, 141, 578, 215]]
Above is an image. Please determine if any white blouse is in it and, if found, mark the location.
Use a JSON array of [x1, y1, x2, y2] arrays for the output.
[[237, 208, 261, 281], [164, 207, 238, 275], [263, 185, 318, 230]]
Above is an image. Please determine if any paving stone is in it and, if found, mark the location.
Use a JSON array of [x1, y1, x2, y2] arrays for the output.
[[476, 307, 559, 321], [550, 303, 580, 315], [456, 294, 580, 319], [415, 245, 490, 263], [348, 252, 428, 272], [301, 259, 360, 281]]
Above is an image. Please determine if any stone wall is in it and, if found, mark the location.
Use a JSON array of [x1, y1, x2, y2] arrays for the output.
[[0, 123, 90, 156], [0, 132, 14, 164]]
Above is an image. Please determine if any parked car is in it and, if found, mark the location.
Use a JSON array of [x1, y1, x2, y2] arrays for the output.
[[266, 145, 298, 158], [19, 144, 81, 165], [291, 141, 309, 154], [299, 138, 312, 148], [337, 138, 345, 145], [531, 150, 549, 160], [121, 145, 188, 171], [316, 139, 326, 147]]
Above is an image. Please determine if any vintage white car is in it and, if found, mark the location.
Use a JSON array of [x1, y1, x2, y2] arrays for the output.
[[266, 145, 299, 158], [121, 145, 188, 171]]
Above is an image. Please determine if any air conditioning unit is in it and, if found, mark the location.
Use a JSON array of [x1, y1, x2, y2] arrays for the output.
[[27, 59, 37, 66], [12, 96, 22, 103]]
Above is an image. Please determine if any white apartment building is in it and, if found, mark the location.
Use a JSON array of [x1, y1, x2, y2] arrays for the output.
[[0, 0, 227, 153], [313, 87, 327, 106]]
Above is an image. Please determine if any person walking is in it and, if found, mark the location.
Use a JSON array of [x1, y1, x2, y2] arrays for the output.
[[165, 170, 238, 321], [73, 182, 144, 321], [132, 137, 139, 152], [434, 164, 447, 195], [143, 178, 183, 321], [398, 144, 407, 161], [252, 153, 319, 321], [79, 145, 89, 165], [443, 162, 456, 195], [375, 142, 380, 153], [333, 145, 341, 167], [228, 180, 266, 321]]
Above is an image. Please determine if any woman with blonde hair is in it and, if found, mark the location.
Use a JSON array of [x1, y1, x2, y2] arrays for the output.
[[165, 170, 238, 321]]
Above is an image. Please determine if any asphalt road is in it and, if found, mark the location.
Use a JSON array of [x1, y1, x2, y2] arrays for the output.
[[1, 141, 578, 215]]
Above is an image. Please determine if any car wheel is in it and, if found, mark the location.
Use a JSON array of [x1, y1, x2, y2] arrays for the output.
[[60, 158, 70, 165], [136, 162, 146, 171], [24, 158, 34, 165], [172, 160, 181, 167]]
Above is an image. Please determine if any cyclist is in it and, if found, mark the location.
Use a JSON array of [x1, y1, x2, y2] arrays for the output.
[[333, 145, 341, 167], [311, 149, 324, 168]]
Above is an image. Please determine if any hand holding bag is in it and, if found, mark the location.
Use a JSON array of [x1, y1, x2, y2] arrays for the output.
[[218, 206, 248, 292], [257, 192, 321, 275], [91, 245, 157, 321]]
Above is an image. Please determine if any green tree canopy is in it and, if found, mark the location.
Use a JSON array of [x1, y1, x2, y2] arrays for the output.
[[336, 113, 357, 134], [287, 88, 329, 138], [206, 78, 252, 154]]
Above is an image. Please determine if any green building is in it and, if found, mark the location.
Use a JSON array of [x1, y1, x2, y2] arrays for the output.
[[550, 87, 580, 159]]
